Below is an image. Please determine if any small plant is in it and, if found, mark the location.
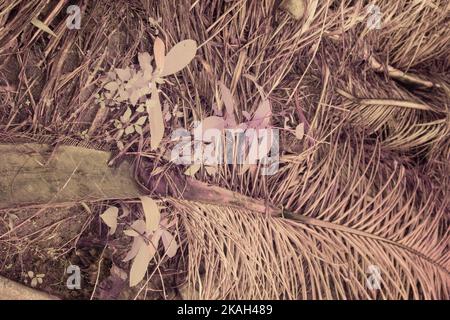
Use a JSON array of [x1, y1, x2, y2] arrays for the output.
[[100, 197, 179, 287], [113, 107, 147, 138], [178, 80, 274, 176], [25, 271, 45, 288], [100, 37, 197, 150]]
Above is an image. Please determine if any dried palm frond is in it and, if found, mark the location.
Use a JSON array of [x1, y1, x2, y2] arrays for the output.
[[360, 0, 450, 68], [173, 194, 448, 299], [0, 0, 448, 300]]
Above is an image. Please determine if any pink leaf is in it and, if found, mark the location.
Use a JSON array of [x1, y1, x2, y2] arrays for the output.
[[295, 123, 305, 140], [219, 82, 236, 126], [123, 236, 144, 262], [138, 52, 152, 71], [250, 99, 271, 129], [161, 39, 197, 77], [200, 116, 225, 132], [153, 37, 165, 72], [140, 196, 161, 233], [242, 111, 251, 121]]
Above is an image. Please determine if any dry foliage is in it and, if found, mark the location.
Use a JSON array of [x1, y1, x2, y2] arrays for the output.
[[0, 0, 449, 299]]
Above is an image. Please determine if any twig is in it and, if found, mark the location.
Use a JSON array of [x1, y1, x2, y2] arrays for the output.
[[336, 88, 434, 111], [369, 56, 439, 89]]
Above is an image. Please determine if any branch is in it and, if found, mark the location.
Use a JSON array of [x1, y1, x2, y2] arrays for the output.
[[369, 56, 439, 89]]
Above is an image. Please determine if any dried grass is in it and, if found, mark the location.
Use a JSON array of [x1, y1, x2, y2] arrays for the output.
[[0, 0, 449, 299]]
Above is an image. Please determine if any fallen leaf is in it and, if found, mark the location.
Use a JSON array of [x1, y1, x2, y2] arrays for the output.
[[242, 74, 271, 128], [100, 206, 119, 235], [280, 0, 306, 20], [243, 73, 267, 100], [161, 230, 178, 258], [295, 123, 305, 140], [129, 241, 156, 287], [116, 129, 124, 140], [117, 87, 129, 102], [151, 228, 164, 250], [140, 196, 161, 233], [129, 86, 151, 105], [123, 237, 144, 262], [124, 219, 146, 237], [161, 39, 197, 77], [205, 166, 218, 176], [136, 104, 145, 113], [184, 164, 201, 177], [31, 18, 56, 37]]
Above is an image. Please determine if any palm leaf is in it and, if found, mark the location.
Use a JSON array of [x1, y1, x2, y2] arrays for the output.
[[174, 197, 448, 299]]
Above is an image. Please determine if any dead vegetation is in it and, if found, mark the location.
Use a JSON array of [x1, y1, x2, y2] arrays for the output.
[[0, 0, 449, 299]]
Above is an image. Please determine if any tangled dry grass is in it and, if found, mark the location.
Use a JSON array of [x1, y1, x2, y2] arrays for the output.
[[0, 0, 449, 299]]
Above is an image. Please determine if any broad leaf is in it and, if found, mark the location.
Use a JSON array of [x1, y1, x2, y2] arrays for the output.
[[100, 206, 119, 235], [295, 123, 305, 140], [31, 18, 56, 37], [161, 39, 197, 77], [121, 107, 132, 123], [140, 196, 161, 233], [153, 37, 166, 72], [129, 241, 156, 287], [123, 236, 144, 262], [125, 125, 135, 135], [205, 166, 218, 176], [161, 230, 178, 258], [200, 116, 225, 132], [135, 115, 147, 126], [147, 88, 164, 150], [184, 164, 201, 177], [138, 52, 152, 73], [124, 219, 146, 237]]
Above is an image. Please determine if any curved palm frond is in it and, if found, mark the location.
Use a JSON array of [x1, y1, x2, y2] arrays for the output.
[[174, 195, 448, 299]]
